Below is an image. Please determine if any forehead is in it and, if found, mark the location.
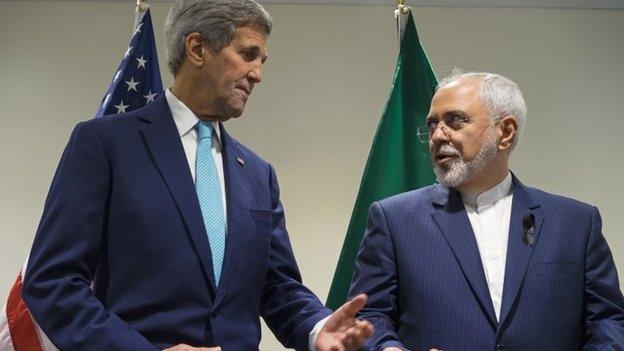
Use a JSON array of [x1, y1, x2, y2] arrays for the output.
[[231, 26, 268, 49], [429, 77, 485, 117]]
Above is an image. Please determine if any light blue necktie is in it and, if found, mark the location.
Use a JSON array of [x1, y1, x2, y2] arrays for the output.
[[195, 121, 226, 286]]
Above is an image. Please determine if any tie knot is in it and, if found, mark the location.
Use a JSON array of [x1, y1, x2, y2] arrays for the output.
[[197, 121, 214, 141]]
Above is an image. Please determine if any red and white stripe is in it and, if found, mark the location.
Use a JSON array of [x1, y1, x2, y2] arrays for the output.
[[0, 260, 57, 351]]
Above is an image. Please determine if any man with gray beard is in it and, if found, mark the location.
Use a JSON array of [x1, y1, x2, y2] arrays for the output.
[[349, 72, 624, 350]]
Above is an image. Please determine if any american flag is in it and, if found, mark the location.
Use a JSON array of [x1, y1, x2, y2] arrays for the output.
[[0, 7, 163, 351], [96, 7, 163, 117]]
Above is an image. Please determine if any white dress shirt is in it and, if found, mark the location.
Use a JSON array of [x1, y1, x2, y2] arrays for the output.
[[165, 89, 227, 223], [165, 89, 325, 349], [460, 171, 513, 321]]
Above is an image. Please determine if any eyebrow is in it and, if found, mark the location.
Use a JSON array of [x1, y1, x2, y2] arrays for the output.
[[443, 110, 469, 117], [426, 109, 471, 122]]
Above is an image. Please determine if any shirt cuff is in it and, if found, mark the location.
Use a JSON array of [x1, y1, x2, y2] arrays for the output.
[[308, 315, 330, 351]]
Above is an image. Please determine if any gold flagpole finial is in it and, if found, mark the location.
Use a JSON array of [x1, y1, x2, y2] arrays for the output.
[[394, 0, 411, 17], [136, 0, 149, 14], [394, 0, 411, 48], [134, 0, 149, 30]]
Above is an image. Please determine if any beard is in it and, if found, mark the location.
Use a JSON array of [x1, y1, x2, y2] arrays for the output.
[[432, 130, 499, 188]]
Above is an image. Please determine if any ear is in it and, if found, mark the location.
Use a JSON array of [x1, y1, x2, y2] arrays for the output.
[[184, 32, 208, 68], [498, 115, 518, 151]]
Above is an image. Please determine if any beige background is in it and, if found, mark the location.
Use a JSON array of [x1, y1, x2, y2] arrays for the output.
[[0, 1, 622, 349]]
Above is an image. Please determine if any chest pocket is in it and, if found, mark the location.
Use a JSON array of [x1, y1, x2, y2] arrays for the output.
[[248, 209, 272, 248], [250, 209, 272, 223], [534, 262, 581, 276]]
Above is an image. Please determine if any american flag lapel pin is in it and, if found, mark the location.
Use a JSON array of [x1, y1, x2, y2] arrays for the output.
[[236, 156, 245, 165]]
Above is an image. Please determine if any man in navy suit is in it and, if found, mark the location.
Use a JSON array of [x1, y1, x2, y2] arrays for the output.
[[350, 72, 624, 350], [22, 0, 372, 350]]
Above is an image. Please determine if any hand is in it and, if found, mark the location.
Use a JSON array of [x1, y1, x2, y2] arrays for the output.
[[163, 344, 221, 351], [384, 348, 440, 351], [315, 294, 374, 351]]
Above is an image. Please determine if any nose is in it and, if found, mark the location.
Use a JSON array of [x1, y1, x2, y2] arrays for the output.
[[248, 61, 263, 83], [430, 123, 451, 144]]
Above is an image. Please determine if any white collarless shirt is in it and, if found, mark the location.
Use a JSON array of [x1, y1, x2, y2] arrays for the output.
[[165, 89, 227, 224], [460, 171, 513, 321]]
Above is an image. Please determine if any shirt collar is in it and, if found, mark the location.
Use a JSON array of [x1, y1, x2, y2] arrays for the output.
[[165, 88, 221, 143], [461, 171, 513, 207]]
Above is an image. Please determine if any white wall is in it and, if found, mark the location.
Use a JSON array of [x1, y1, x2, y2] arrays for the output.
[[0, 1, 622, 349]]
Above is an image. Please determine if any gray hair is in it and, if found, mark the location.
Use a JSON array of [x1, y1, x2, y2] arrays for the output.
[[164, 0, 273, 76], [438, 70, 527, 151]]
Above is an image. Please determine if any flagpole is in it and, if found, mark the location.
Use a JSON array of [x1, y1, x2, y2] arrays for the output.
[[394, 0, 412, 47], [134, 0, 149, 29], [325, 3, 438, 310]]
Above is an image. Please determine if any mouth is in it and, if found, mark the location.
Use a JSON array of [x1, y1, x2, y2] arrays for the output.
[[434, 153, 457, 164], [432, 144, 460, 165], [236, 86, 251, 96]]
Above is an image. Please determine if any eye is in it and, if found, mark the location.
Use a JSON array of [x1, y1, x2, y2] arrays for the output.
[[241, 50, 257, 62], [425, 120, 439, 133], [239, 46, 267, 64], [445, 113, 469, 130]]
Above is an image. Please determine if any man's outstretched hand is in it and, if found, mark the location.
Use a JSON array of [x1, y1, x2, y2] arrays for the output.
[[163, 344, 221, 351], [316, 294, 374, 351]]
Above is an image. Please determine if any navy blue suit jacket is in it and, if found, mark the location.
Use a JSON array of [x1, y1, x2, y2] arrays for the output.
[[22, 95, 330, 350], [350, 178, 624, 350]]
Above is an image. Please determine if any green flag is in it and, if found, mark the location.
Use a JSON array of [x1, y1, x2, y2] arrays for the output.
[[326, 12, 438, 309]]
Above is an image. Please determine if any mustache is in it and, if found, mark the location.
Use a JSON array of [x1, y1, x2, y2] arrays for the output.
[[432, 143, 461, 157]]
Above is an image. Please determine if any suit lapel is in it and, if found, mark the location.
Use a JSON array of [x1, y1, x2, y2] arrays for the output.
[[138, 96, 217, 294], [212, 125, 253, 310], [498, 177, 542, 326], [431, 185, 498, 329]]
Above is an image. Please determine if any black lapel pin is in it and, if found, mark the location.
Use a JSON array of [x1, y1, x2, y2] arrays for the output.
[[522, 213, 535, 246]]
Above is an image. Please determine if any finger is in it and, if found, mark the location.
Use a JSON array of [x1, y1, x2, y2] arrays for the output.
[[325, 294, 368, 331], [342, 330, 359, 351], [321, 341, 344, 351], [345, 320, 373, 349], [358, 319, 374, 338], [323, 294, 368, 332], [339, 294, 368, 318]]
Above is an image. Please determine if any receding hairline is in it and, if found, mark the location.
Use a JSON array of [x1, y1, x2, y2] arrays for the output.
[[436, 74, 514, 118], [432, 76, 485, 106], [437, 75, 484, 93]]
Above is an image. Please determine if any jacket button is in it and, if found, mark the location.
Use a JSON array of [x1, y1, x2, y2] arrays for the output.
[[496, 344, 504, 351]]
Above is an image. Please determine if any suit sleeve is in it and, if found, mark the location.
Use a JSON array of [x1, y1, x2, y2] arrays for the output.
[[259, 164, 332, 351], [349, 202, 408, 351], [22, 122, 158, 351], [583, 206, 624, 349]]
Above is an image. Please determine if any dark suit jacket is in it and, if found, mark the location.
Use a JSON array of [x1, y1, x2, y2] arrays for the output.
[[350, 177, 624, 351], [22, 95, 330, 351]]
